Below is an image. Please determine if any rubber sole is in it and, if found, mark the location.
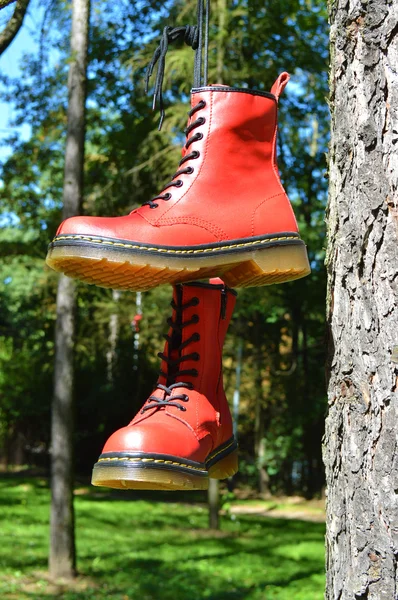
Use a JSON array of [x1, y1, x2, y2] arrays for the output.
[[46, 233, 310, 291], [91, 438, 238, 491]]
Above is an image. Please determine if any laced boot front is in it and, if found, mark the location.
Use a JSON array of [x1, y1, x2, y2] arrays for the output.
[[91, 279, 238, 490]]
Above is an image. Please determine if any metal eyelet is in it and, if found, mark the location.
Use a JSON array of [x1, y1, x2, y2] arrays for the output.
[[175, 180, 183, 188], [164, 193, 172, 200], [192, 150, 200, 159], [197, 117, 206, 125], [196, 132, 203, 141], [192, 297, 200, 305], [186, 167, 194, 174], [150, 204, 158, 209]]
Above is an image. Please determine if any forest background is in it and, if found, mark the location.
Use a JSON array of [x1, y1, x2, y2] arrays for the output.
[[0, 0, 329, 498]]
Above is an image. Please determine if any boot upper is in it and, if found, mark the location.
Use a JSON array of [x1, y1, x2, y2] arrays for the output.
[[102, 281, 236, 462], [56, 76, 299, 246]]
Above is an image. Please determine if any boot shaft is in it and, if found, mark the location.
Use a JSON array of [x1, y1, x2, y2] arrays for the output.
[[138, 74, 299, 239], [158, 281, 236, 402]]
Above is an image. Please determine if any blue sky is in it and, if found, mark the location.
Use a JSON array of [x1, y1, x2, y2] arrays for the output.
[[0, 5, 41, 161]]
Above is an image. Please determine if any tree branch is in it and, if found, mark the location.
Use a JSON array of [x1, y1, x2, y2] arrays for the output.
[[0, 0, 17, 9], [0, 0, 30, 56]]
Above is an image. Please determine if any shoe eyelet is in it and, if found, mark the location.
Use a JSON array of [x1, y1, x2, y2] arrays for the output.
[[192, 369, 199, 377], [194, 333, 201, 341], [192, 150, 200, 159], [183, 395, 189, 402], [200, 100, 206, 108], [164, 193, 172, 200], [180, 406, 187, 412], [150, 204, 158, 209], [192, 314, 199, 323], [193, 353, 200, 361], [174, 180, 183, 188], [197, 117, 206, 126], [192, 297, 200, 305], [186, 167, 194, 175], [196, 132, 203, 141]]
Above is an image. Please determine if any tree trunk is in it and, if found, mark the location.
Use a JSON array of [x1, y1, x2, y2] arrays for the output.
[[208, 478, 220, 529], [49, 0, 90, 580], [216, 0, 227, 83], [253, 325, 269, 495], [324, 1, 398, 598], [107, 290, 121, 383], [254, 390, 269, 495]]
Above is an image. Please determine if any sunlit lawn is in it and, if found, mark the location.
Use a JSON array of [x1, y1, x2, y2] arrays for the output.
[[0, 476, 325, 599]]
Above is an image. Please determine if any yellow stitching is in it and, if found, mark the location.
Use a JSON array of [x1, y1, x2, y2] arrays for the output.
[[52, 234, 300, 255], [97, 456, 205, 472], [207, 441, 236, 461]]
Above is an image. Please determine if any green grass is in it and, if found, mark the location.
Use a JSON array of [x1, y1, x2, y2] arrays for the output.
[[0, 476, 325, 599]]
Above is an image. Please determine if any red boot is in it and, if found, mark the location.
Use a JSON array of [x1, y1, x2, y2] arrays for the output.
[[47, 73, 310, 291], [91, 280, 238, 490]]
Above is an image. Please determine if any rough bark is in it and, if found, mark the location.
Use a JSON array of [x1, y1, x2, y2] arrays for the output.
[[324, 1, 398, 598], [0, 0, 30, 56], [49, 0, 90, 580]]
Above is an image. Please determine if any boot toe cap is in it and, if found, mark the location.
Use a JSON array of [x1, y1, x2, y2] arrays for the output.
[[101, 421, 211, 464], [56, 216, 116, 238]]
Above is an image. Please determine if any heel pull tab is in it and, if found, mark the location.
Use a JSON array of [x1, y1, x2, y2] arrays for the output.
[[270, 72, 290, 101]]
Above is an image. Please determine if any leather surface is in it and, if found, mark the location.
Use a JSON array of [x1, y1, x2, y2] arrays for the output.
[[57, 77, 299, 245], [102, 282, 236, 462]]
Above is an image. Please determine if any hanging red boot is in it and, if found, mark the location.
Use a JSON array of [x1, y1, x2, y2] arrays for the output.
[[91, 279, 238, 490], [46, 73, 310, 291]]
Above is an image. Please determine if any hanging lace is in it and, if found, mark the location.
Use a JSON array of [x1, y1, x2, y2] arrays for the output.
[[145, 0, 211, 129]]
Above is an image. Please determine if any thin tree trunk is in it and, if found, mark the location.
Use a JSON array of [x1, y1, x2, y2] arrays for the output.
[[49, 0, 90, 580], [49, 275, 76, 579], [216, 0, 227, 83], [324, 1, 398, 598], [253, 326, 269, 495], [107, 290, 121, 383], [208, 478, 219, 529], [254, 387, 268, 495]]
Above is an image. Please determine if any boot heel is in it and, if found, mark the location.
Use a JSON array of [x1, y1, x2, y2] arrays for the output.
[[222, 243, 310, 288], [208, 449, 238, 480]]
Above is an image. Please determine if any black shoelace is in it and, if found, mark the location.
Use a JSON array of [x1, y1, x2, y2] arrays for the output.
[[146, 0, 211, 129], [143, 98, 207, 209], [141, 292, 200, 414]]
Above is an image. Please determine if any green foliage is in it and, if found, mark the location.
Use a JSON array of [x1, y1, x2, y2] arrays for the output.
[[0, 476, 325, 599]]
